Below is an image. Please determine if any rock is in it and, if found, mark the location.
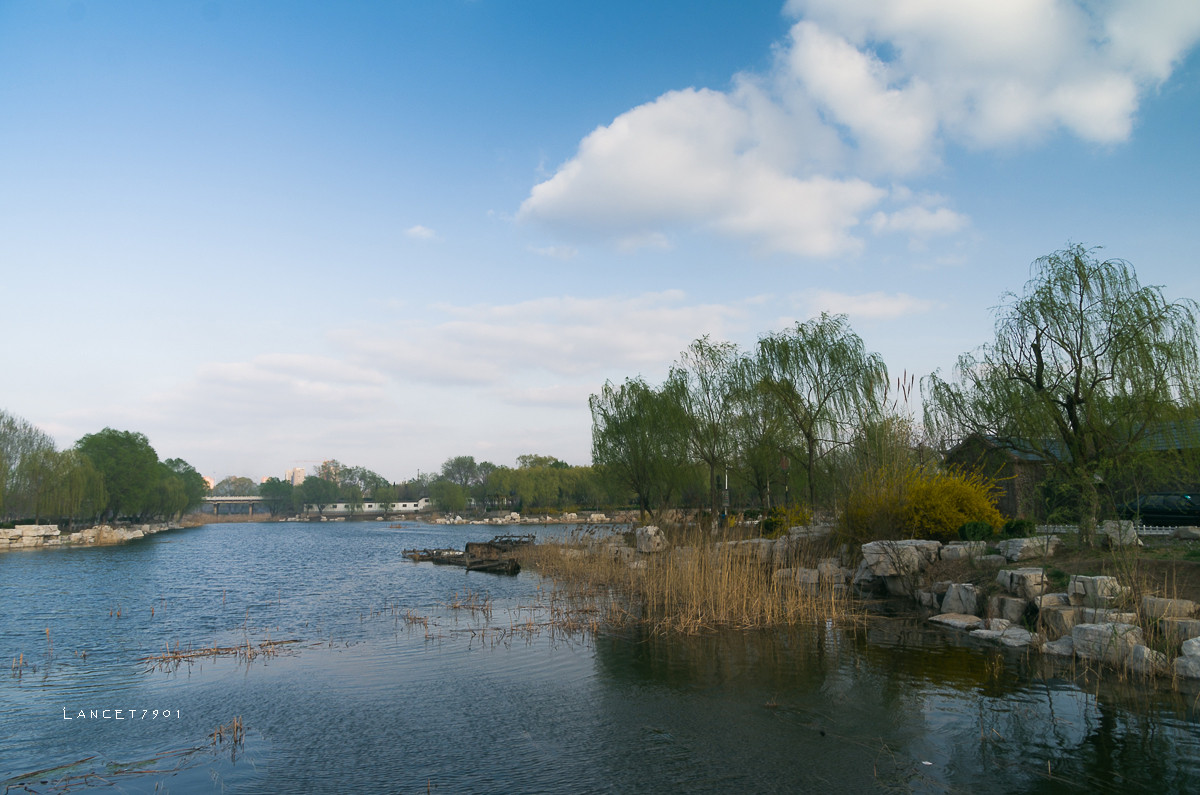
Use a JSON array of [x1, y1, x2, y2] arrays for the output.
[[1042, 636, 1075, 657], [1100, 520, 1141, 548], [1141, 596, 1197, 619], [861, 539, 941, 577], [976, 554, 1007, 567], [985, 618, 1011, 631], [930, 613, 983, 631], [1174, 526, 1200, 540], [1072, 623, 1144, 667], [1039, 605, 1080, 640], [989, 595, 1029, 623], [1034, 593, 1071, 608], [771, 537, 795, 567], [971, 626, 1038, 648], [1079, 608, 1137, 625], [917, 590, 940, 609], [1158, 617, 1200, 642], [997, 535, 1060, 561], [1068, 575, 1124, 608], [940, 583, 979, 616], [996, 568, 1046, 600], [1127, 645, 1169, 676], [1182, 636, 1200, 658], [635, 526, 669, 554], [1174, 656, 1200, 679], [932, 581, 952, 595], [817, 558, 846, 583], [884, 575, 922, 597]]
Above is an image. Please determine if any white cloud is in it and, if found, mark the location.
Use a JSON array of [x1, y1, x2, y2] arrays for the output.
[[801, 289, 938, 320], [521, 1, 1200, 256], [336, 291, 752, 393], [405, 225, 437, 240]]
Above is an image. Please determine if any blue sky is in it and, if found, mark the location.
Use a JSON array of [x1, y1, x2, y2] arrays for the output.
[[3, 0, 1199, 484]]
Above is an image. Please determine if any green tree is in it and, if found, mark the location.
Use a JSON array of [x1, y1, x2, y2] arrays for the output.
[[298, 475, 339, 516], [430, 479, 467, 513], [1, 409, 57, 520], [259, 477, 296, 516], [440, 455, 479, 490], [75, 428, 161, 521], [212, 476, 258, 497], [163, 458, 209, 513], [589, 377, 690, 519], [754, 313, 888, 510], [925, 245, 1200, 544], [670, 336, 741, 530]]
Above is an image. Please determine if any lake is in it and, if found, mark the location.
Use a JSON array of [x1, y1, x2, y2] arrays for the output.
[[3, 521, 1200, 793]]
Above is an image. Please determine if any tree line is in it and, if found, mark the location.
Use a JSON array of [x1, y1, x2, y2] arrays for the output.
[[0, 417, 208, 525], [590, 246, 1200, 544]]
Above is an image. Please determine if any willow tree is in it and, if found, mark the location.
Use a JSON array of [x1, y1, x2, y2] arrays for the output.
[[754, 313, 888, 510], [669, 336, 740, 529], [589, 376, 689, 519], [925, 245, 1200, 544]]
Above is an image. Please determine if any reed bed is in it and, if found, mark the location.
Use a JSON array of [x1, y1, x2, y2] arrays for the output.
[[518, 527, 860, 635], [139, 638, 301, 671]]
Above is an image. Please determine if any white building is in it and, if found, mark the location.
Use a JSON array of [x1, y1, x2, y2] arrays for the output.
[[302, 498, 430, 516]]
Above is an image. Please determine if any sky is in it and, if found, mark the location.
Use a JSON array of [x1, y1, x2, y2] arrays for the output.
[[3, 0, 1200, 484]]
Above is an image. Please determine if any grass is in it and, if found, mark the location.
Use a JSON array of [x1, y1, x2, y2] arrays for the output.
[[516, 524, 859, 635]]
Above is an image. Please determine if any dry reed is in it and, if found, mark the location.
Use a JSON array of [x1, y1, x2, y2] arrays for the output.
[[518, 527, 859, 635]]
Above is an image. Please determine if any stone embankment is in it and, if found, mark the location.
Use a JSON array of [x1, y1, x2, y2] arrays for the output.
[[606, 519, 1200, 683], [2, 523, 179, 551], [848, 528, 1200, 681]]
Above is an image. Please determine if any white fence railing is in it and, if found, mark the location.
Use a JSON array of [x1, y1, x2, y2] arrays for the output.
[[1037, 523, 1181, 537]]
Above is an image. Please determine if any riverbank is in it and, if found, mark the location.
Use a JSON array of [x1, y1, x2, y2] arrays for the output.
[[520, 523, 1200, 688], [1, 522, 181, 551]]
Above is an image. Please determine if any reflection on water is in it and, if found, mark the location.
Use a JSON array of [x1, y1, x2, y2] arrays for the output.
[[2, 521, 1199, 793]]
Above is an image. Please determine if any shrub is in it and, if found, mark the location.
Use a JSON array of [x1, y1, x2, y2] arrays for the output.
[[1002, 518, 1035, 538], [900, 468, 1004, 544], [761, 504, 813, 538], [959, 521, 995, 541]]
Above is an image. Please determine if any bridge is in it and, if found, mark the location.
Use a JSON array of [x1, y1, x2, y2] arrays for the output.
[[203, 496, 270, 517]]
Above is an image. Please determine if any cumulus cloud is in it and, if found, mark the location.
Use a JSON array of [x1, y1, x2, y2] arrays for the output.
[[521, 0, 1200, 256]]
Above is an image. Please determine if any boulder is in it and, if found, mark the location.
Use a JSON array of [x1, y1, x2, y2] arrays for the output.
[[1182, 636, 1200, 658], [1174, 526, 1200, 541], [989, 595, 1029, 623], [635, 526, 669, 554], [1127, 645, 1169, 676], [1072, 622, 1144, 667], [929, 613, 983, 631], [970, 626, 1038, 648], [1174, 656, 1200, 679], [996, 568, 1046, 600], [976, 554, 1007, 567], [1039, 605, 1080, 640], [940, 584, 979, 616], [1034, 593, 1071, 608], [1068, 575, 1124, 608], [939, 542, 985, 562], [1157, 617, 1200, 642], [1079, 608, 1137, 625], [817, 558, 847, 584], [1100, 520, 1141, 548], [997, 535, 1060, 562], [1042, 636, 1075, 657], [917, 590, 941, 609], [861, 539, 941, 577], [1141, 596, 1197, 620]]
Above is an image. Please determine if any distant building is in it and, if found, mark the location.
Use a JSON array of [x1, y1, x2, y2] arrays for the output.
[[285, 467, 306, 486], [302, 498, 430, 516]]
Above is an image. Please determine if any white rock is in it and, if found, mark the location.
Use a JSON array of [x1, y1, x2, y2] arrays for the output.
[[1175, 656, 1200, 679], [1072, 622, 1144, 667], [1141, 596, 1197, 619], [930, 613, 983, 631], [996, 568, 1046, 600], [997, 535, 1060, 561], [940, 583, 979, 616], [1182, 636, 1200, 658], [635, 526, 669, 554], [1042, 636, 1075, 657], [1128, 644, 1169, 676]]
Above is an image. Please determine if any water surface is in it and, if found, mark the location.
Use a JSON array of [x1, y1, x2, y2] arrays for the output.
[[3, 521, 1199, 793]]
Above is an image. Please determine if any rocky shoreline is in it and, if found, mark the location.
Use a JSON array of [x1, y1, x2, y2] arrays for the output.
[[1, 522, 181, 551]]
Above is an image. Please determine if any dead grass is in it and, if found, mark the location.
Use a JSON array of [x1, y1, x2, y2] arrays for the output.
[[517, 527, 859, 635]]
